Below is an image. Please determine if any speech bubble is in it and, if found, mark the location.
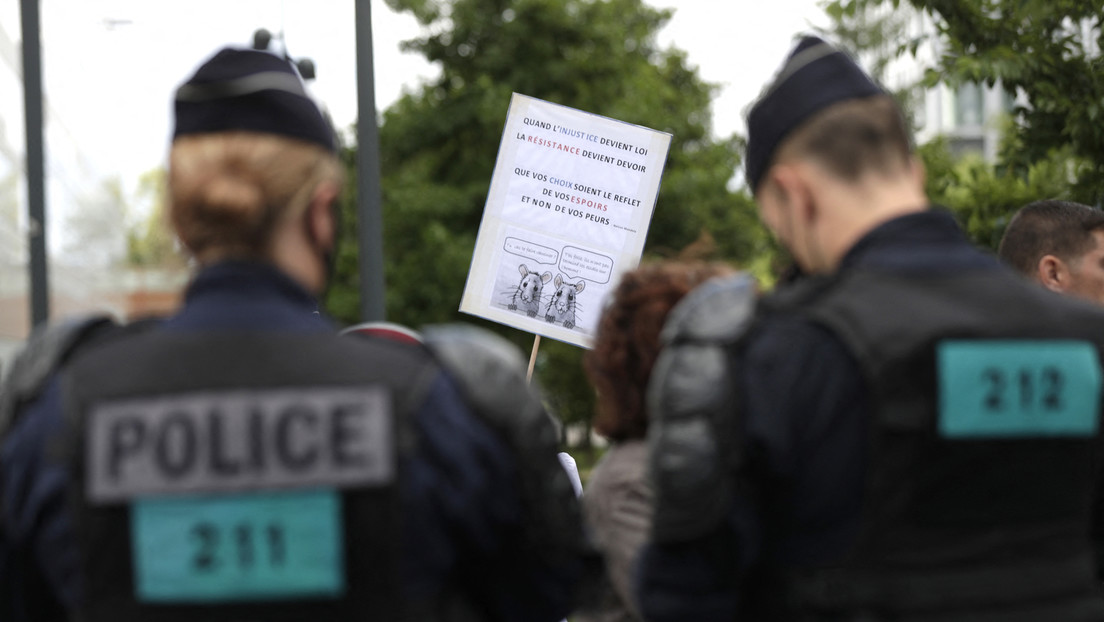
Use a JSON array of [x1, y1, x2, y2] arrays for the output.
[[504, 237, 559, 265], [559, 246, 614, 284]]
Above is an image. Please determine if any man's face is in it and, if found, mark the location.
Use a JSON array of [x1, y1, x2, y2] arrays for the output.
[[1066, 229, 1104, 306]]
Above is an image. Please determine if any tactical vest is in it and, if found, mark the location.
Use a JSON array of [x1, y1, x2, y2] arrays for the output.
[[59, 328, 436, 622], [764, 266, 1104, 621]]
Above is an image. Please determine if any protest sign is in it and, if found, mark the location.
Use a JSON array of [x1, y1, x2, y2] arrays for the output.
[[460, 93, 672, 348]]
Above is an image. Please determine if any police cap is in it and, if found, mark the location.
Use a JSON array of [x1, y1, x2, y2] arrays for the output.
[[173, 47, 336, 153], [744, 35, 884, 194]]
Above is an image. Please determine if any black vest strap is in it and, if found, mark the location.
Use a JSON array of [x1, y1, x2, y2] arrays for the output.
[[647, 273, 757, 542], [421, 324, 593, 569], [62, 329, 436, 622], [0, 314, 119, 439]]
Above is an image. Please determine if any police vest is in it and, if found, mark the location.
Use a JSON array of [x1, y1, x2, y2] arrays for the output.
[[763, 265, 1104, 620], [60, 328, 435, 622]]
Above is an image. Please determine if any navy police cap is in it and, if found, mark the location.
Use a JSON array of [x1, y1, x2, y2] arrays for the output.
[[744, 36, 884, 194], [173, 47, 336, 153]]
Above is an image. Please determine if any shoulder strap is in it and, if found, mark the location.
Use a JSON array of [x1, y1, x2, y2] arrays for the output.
[[421, 324, 588, 559], [647, 273, 757, 542], [0, 314, 121, 439], [0, 314, 127, 546]]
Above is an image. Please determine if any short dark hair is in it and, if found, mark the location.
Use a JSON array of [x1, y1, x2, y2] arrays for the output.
[[998, 200, 1104, 276], [773, 95, 912, 184], [583, 261, 734, 442]]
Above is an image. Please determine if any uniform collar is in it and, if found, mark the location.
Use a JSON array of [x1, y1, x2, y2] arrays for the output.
[[837, 209, 967, 271], [184, 260, 323, 315]]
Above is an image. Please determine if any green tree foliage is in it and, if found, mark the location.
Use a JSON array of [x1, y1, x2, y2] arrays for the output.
[[818, 1, 925, 127], [61, 176, 127, 266], [125, 169, 186, 268], [825, 0, 1104, 205], [820, 0, 912, 84], [919, 137, 1079, 251], [325, 0, 767, 434], [321, 143, 362, 323]]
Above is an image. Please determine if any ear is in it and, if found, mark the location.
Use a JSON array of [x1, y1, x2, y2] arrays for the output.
[[519, 264, 530, 276], [772, 163, 815, 224], [1037, 255, 1069, 292], [541, 272, 552, 283], [574, 280, 586, 293], [306, 180, 341, 250]]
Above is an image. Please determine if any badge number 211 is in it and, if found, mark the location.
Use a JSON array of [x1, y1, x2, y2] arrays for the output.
[[191, 520, 287, 571], [133, 490, 343, 601]]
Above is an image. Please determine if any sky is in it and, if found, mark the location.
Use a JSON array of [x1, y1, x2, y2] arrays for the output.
[[0, 0, 829, 228]]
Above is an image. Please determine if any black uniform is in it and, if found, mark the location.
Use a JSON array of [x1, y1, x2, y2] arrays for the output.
[[1, 261, 586, 622], [640, 210, 1104, 621]]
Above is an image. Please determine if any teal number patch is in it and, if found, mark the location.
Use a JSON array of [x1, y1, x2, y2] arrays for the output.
[[131, 489, 344, 602], [938, 340, 1102, 439]]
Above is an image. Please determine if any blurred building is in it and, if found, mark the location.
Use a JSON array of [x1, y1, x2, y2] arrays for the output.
[[0, 267, 188, 374], [909, 73, 1016, 162], [0, 12, 188, 374]]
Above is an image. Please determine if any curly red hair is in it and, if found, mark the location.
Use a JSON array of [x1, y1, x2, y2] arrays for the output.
[[584, 261, 736, 442]]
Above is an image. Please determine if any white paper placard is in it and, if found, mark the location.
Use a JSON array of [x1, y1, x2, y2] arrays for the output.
[[460, 93, 672, 348]]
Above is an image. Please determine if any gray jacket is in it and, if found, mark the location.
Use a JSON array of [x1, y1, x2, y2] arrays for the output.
[[576, 440, 652, 622]]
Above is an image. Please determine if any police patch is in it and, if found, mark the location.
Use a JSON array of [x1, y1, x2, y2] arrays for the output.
[[937, 340, 1102, 438], [132, 489, 344, 602], [86, 387, 393, 502]]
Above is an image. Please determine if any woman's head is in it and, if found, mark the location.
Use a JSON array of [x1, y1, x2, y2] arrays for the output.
[[169, 132, 341, 263], [584, 261, 735, 442], [167, 47, 344, 291]]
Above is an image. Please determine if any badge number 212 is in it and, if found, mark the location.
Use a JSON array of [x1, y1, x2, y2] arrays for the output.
[[938, 341, 1102, 439], [980, 365, 1063, 413], [132, 489, 344, 602]]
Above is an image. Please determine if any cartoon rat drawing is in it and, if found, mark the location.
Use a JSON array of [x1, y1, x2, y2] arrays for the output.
[[544, 274, 585, 329], [508, 264, 552, 317]]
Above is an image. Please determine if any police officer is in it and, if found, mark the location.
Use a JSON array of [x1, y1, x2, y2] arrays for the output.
[[639, 36, 1104, 621], [0, 47, 586, 621]]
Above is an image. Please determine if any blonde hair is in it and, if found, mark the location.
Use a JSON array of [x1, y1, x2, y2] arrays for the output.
[[169, 132, 343, 262]]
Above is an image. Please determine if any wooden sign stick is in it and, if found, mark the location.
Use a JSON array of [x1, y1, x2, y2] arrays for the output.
[[527, 335, 541, 383]]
